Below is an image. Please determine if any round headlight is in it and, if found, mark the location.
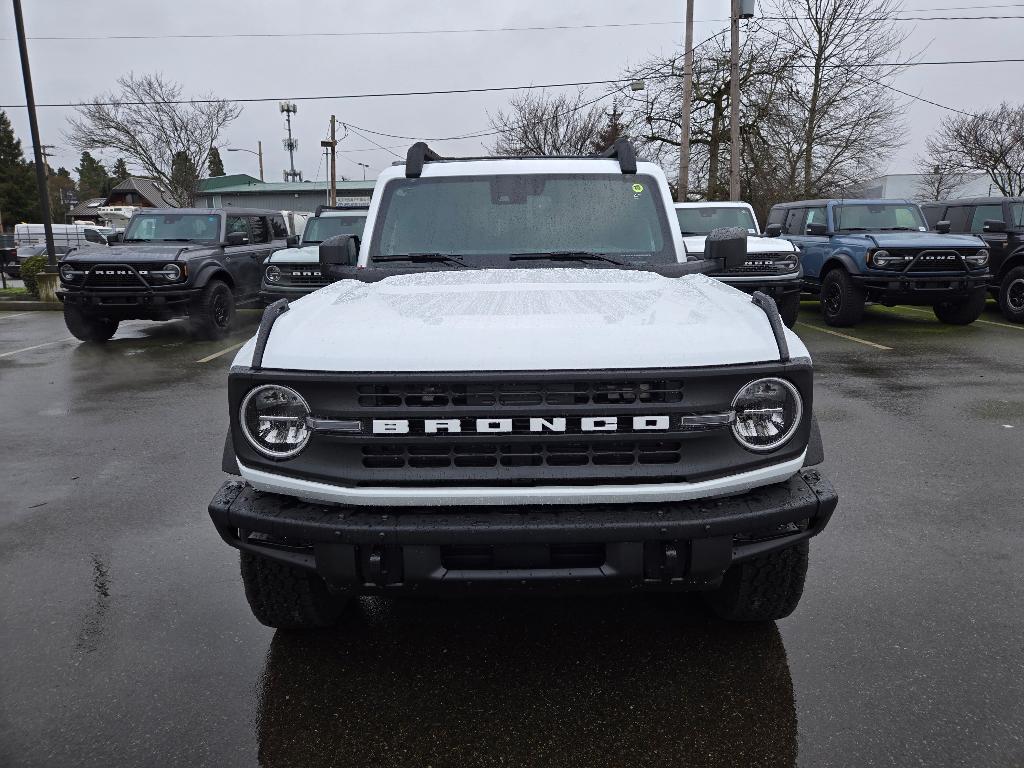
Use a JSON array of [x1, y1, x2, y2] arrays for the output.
[[265, 265, 281, 284], [967, 249, 989, 266], [870, 249, 891, 266], [163, 262, 182, 281], [731, 378, 803, 452], [59, 263, 76, 282], [240, 385, 311, 458]]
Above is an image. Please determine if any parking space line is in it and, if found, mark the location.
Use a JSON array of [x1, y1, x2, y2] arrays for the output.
[[0, 312, 32, 320], [0, 337, 74, 359], [196, 341, 246, 364], [893, 305, 1024, 331], [796, 322, 893, 350]]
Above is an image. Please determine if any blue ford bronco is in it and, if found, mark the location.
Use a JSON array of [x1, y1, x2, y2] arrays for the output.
[[766, 199, 990, 326]]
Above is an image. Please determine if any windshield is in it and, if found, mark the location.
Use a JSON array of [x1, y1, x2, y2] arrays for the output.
[[302, 214, 367, 244], [834, 204, 926, 232], [124, 213, 221, 242], [675, 206, 757, 235], [369, 173, 676, 265]]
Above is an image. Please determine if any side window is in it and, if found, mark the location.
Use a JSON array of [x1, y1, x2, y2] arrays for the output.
[[945, 206, 969, 232], [969, 204, 1004, 232], [766, 207, 786, 229], [805, 207, 827, 232], [84, 229, 103, 243], [248, 216, 271, 244], [270, 215, 288, 238], [225, 216, 249, 242], [920, 205, 944, 228], [783, 208, 805, 235]]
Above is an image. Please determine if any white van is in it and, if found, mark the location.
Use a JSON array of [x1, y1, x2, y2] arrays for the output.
[[14, 223, 111, 248]]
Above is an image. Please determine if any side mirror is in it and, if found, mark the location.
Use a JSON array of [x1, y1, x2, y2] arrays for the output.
[[764, 224, 783, 237], [225, 231, 249, 246], [319, 234, 360, 268], [286, 234, 300, 248], [934, 220, 951, 234], [983, 219, 1007, 233], [805, 222, 828, 236], [706, 226, 748, 271]]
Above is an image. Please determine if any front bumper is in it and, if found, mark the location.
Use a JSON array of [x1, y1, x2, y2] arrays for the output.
[[259, 283, 325, 304], [716, 273, 803, 298], [58, 286, 202, 312], [850, 271, 989, 301], [208, 469, 837, 592]]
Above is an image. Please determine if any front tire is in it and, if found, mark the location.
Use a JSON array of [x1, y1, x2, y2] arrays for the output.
[[820, 269, 865, 327], [190, 279, 235, 340], [704, 541, 809, 622], [933, 288, 987, 325], [776, 292, 800, 328], [240, 552, 350, 630], [998, 266, 1024, 323], [63, 303, 118, 342]]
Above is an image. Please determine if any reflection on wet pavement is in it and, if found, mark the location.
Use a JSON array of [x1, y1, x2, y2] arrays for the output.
[[256, 595, 796, 768]]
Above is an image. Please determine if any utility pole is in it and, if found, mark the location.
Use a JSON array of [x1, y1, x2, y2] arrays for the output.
[[729, 0, 741, 201], [320, 115, 338, 207], [280, 101, 301, 182], [12, 0, 56, 268], [678, 0, 694, 202], [257, 140, 264, 182]]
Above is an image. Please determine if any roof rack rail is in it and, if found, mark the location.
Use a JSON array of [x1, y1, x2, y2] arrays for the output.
[[598, 138, 637, 174], [251, 298, 290, 370], [405, 142, 444, 178], [402, 139, 640, 178], [314, 203, 370, 216], [750, 291, 790, 362]]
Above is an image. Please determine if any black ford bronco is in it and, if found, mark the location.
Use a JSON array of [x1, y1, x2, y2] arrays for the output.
[[56, 208, 288, 341]]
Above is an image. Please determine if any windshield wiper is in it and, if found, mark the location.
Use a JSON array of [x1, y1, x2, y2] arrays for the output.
[[373, 253, 467, 266], [509, 251, 627, 266], [678, 231, 704, 236], [880, 226, 914, 231], [839, 227, 870, 232]]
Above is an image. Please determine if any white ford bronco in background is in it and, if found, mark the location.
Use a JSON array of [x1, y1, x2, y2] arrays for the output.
[[208, 141, 838, 629], [675, 201, 803, 327], [259, 205, 368, 304]]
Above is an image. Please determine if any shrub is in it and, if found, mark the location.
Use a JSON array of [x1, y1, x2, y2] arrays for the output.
[[20, 254, 48, 297]]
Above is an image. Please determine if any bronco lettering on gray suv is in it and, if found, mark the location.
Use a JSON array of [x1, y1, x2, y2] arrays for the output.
[[208, 141, 838, 630]]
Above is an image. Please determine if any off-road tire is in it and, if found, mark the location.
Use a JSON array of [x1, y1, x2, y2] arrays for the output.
[[777, 292, 801, 329], [933, 287, 987, 325], [820, 268, 865, 327], [705, 540, 809, 622], [63, 303, 118, 342], [190, 279, 235, 340], [240, 552, 350, 630], [997, 266, 1024, 323]]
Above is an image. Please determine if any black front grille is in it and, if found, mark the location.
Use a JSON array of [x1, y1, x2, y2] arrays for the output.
[[84, 264, 149, 287], [356, 379, 685, 408], [362, 439, 684, 469], [280, 267, 329, 287]]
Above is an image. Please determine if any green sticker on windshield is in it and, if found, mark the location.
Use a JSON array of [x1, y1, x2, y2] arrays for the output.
[[632, 183, 644, 194]]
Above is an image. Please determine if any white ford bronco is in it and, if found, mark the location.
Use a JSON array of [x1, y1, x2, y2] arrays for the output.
[[208, 141, 837, 629], [675, 201, 803, 327]]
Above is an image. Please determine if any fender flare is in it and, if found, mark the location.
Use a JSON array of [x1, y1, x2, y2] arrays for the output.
[[996, 248, 1024, 282], [192, 262, 235, 290], [821, 252, 861, 277]]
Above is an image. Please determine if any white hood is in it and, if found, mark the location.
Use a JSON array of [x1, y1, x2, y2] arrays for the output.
[[234, 268, 808, 372], [266, 245, 320, 264], [681, 235, 796, 256]]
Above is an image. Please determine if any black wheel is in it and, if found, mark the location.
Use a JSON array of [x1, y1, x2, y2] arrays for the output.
[[933, 287, 987, 325], [63, 303, 118, 342], [776, 292, 800, 328], [190, 279, 235, 340], [240, 552, 351, 630], [704, 541, 809, 622], [820, 269, 865, 327], [998, 266, 1024, 323]]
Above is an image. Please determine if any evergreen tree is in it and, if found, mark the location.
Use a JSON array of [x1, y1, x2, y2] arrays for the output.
[[76, 151, 111, 200], [590, 103, 628, 154], [0, 110, 39, 225], [207, 147, 225, 177], [49, 167, 76, 221], [110, 158, 130, 184], [169, 151, 199, 206]]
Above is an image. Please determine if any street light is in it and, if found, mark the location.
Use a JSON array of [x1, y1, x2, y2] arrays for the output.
[[356, 162, 370, 181], [226, 142, 264, 181]]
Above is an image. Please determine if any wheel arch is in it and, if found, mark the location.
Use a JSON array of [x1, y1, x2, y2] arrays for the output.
[[821, 252, 859, 277], [996, 248, 1024, 282], [193, 264, 235, 290]]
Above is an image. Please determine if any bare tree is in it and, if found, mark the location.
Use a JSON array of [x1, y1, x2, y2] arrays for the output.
[[912, 155, 972, 201], [488, 89, 606, 156], [66, 73, 242, 206], [924, 103, 1024, 197]]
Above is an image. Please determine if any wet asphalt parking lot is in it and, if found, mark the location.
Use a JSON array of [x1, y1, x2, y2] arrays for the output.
[[0, 302, 1022, 768]]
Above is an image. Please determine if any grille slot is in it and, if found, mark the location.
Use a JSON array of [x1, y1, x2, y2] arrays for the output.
[[356, 379, 684, 408], [280, 267, 329, 287], [361, 440, 683, 469], [441, 543, 606, 570]]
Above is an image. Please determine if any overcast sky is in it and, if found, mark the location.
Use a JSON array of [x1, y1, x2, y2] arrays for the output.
[[0, 0, 1014, 185]]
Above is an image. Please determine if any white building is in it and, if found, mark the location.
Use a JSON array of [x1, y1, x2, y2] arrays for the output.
[[854, 172, 997, 201]]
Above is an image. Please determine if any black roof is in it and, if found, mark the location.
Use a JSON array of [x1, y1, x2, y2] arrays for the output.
[[927, 196, 1020, 206], [771, 198, 915, 208]]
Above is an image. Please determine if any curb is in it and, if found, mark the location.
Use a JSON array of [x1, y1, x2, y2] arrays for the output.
[[0, 300, 61, 311]]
